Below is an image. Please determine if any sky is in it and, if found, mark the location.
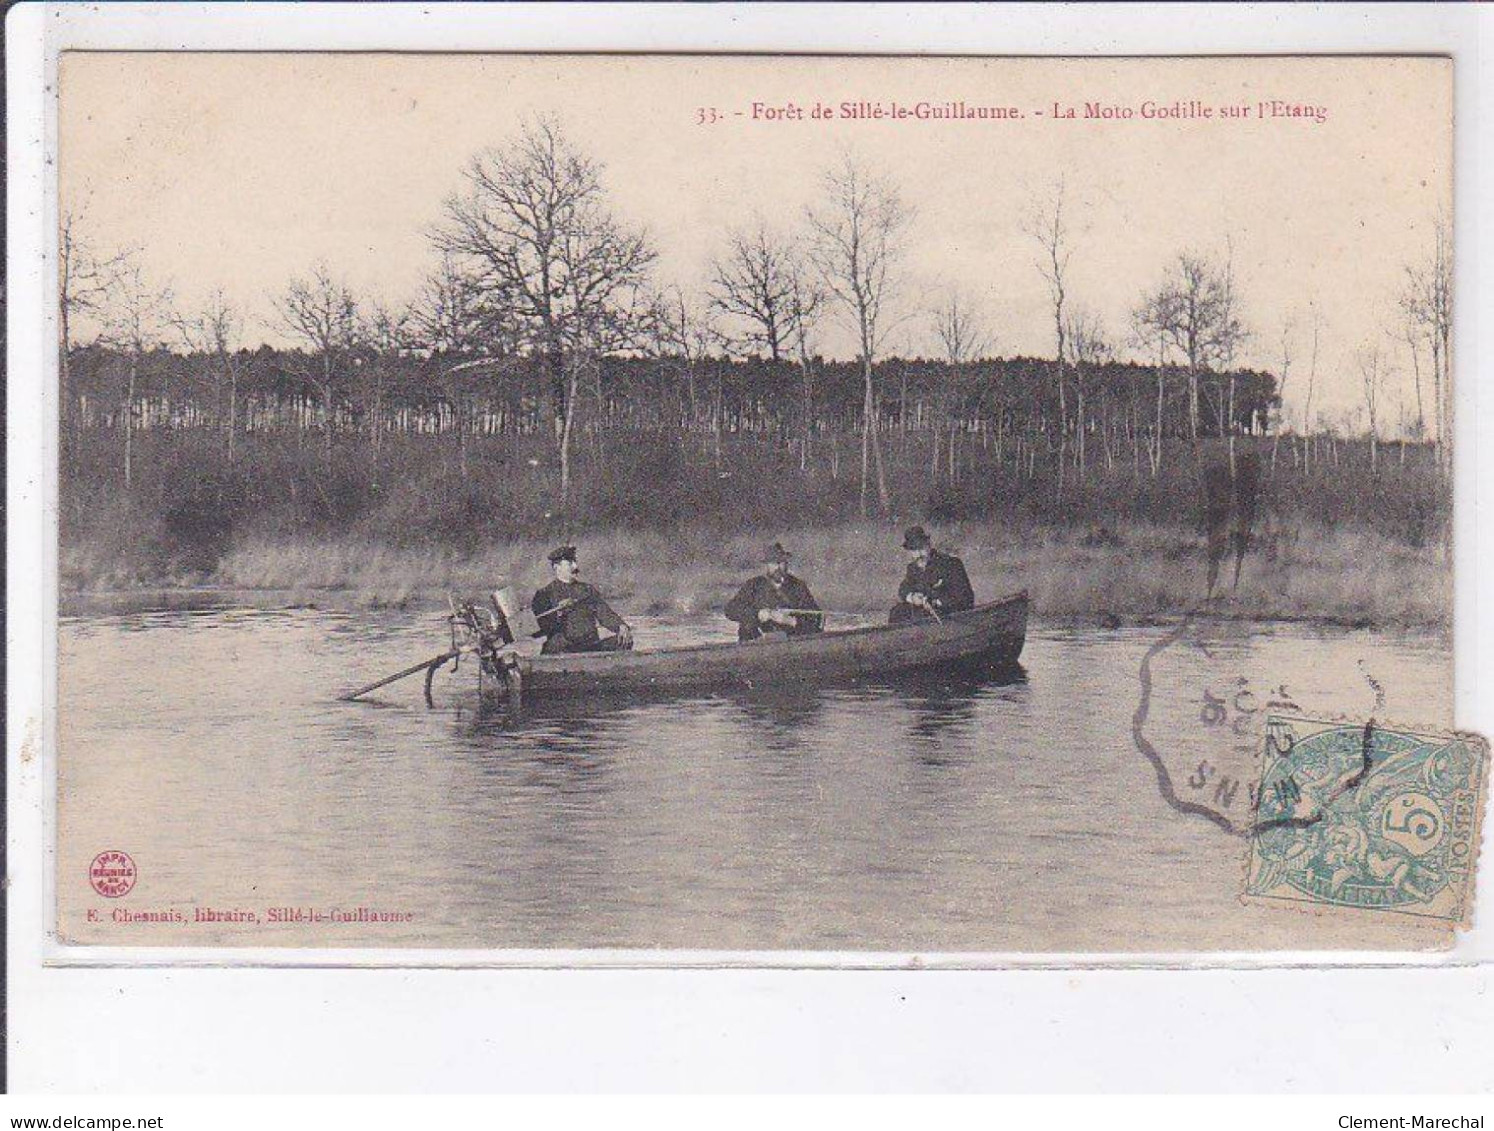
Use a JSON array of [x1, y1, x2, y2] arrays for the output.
[[60, 52, 1451, 429]]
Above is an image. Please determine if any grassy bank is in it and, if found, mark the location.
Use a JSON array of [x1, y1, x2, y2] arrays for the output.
[[60, 415, 1450, 626], [61, 518, 1450, 627]]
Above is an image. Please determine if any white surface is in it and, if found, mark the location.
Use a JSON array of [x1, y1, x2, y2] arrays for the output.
[[8, 1, 1494, 1093]]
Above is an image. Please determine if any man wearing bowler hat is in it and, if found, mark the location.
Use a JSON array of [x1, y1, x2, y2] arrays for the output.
[[724, 542, 823, 642], [531, 545, 634, 654], [889, 525, 974, 624]]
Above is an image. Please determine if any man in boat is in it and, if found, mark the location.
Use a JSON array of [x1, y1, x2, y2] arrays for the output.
[[531, 545, 634, 654], [888, 525, 974, 624], [724, 542, 824, 642]]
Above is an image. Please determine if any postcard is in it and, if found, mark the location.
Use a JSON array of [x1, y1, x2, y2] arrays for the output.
[[51, 51, 1484, 957]]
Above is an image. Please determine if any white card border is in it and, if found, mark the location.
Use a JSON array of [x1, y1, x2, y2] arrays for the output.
[[9, 0, 1494, 1092]]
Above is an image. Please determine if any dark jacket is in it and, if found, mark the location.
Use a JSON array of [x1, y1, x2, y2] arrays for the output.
[[724, 573, 823, 641], [897, 549, 975, 614], [532, 580, 625, 654]]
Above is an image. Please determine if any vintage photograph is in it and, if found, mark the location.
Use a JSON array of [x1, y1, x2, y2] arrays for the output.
[[54, 52, 1477, 953]]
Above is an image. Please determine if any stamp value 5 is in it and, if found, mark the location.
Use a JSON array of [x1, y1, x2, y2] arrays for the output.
[[1245, 717, 1487, 926]]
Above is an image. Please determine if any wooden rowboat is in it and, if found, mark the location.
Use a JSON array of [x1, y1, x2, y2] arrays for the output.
[[430, 591, 1028, 712]]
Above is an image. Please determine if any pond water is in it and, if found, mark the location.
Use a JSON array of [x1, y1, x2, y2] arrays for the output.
[[57, 607, 1453, 953]]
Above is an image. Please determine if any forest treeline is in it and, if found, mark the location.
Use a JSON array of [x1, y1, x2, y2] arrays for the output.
[[61, 337, 1446, 589], [58, 115, 1451, 588], [60, 344, 1281, 459]]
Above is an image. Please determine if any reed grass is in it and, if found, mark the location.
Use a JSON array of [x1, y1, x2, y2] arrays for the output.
[[61, 517, 1450, 627]]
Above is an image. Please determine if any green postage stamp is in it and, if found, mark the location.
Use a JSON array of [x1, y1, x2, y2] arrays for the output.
[[1246, 716, 1488, 926]]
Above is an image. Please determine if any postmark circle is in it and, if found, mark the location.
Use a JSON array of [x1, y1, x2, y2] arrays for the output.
[[89, 850, 136, 898]]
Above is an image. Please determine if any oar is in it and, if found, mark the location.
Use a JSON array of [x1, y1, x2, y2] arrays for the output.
[[340, 649, 462, 702], [774, 608, 864, 621], [533, 599, 579, 624], [531, 593, 601, 637], [884, 600, 943, 623]]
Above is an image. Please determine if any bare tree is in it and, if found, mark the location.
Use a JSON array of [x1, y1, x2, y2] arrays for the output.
[[1026, 182, 1075, 493], [433, 115, 655, 450], [709, 222, 800, 362], [1130, 292, 1172, 476], [274, 262, 360, 470], [931, 288, 990, 483], [59, 212, 132, 458], [171, 289, 244, 464], [785, 269, 825, 471], [1215, 244, 1249, 470], [359, 300, 412, 477], [807, 153, 911, 515], [1272, 310, 1296, 469], [407, 250, 534, 480], [1301, 303, 1322, 475], [707, 220, 826, 468], [1136, 250, 1247, 443], [1431, 213, 1452, 465], [1357, 343, 1385, 471], [1401, 211, 1451, 473], [98, 261, 172, 488], [1064, 306, 1109, 481], [932, 288, 988, 369], [408, 251, 507, 356], [1397, 297, 1426, 441], [557, 279, 657, 501], [654, 285, 718, 435]]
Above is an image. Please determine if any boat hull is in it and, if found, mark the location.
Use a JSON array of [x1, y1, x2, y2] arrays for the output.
[[433, 592, 1028, 711]]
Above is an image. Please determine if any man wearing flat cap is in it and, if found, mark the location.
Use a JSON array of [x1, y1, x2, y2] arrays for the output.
[[531, 545, 633, 654], [724, 542, 823, 642], [889, 525, 974, 624]]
